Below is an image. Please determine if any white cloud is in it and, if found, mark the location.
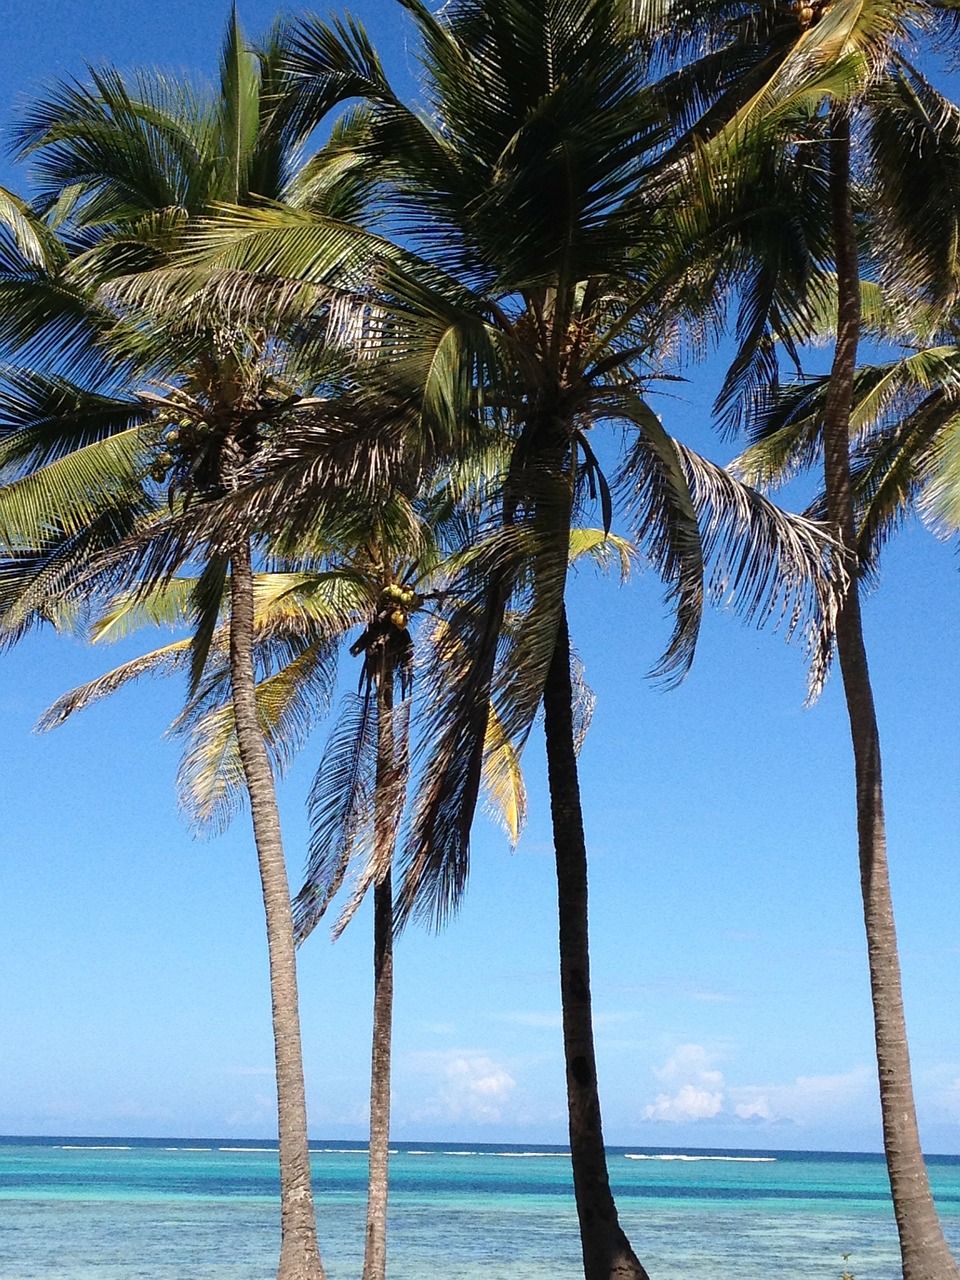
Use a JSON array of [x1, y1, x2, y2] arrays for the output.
[[643, 1044, 725, 1122], [652, 1043, 724, 1086], [644, 1084, 724, 1122], [728, 1066, 873, 1126], [407, 1050, 517, 1124], [734, 1097, 770, 1120]]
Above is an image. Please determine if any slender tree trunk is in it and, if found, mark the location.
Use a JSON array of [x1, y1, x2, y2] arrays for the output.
[[825, 106, 959, 1280], [543, 603, 649, 1280], [229, 538, 326, 1280], [363, 669, 396, 1280]]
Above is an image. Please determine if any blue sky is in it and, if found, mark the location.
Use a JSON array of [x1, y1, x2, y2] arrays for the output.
[[0, 0, 959, 1155]]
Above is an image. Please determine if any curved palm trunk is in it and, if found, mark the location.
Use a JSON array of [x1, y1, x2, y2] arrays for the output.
[[363, 669, 396, 1280], [543, 604, 649, 1280], [229, 538, 326, 1280], [825, 107, 959, 1280]]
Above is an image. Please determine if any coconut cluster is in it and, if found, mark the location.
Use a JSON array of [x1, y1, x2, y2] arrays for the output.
[[148, 416, 213, 483], [380, 582, 420, 629], [790, 0, 826, 27]]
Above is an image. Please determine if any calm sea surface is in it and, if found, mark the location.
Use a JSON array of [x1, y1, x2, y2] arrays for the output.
[[1, 1138, 959, 1280]]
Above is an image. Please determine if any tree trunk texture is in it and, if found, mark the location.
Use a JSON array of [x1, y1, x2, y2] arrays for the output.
[[363, 669, 396, 1280], [543, 604, 650, 1280], [825, 106, 959, 1280], [229, 539, 326, 1280]]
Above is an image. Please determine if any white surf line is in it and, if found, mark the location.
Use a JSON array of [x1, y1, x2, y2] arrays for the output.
[[624, 1154, 776, 1162]]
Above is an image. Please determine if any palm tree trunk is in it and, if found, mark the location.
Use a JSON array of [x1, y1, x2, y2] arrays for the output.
[[825, 105, 959, 1280], [543, 603, 649, 1280], [229, 538, 326, 1280], [363, 669, 396, 1280]]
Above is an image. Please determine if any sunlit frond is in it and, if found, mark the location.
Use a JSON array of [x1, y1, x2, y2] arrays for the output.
[[36, 638, 192, 730]]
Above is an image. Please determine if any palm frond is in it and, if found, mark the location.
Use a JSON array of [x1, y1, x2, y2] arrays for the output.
[[294, 688, 377, 942], [37, 638, 192, 730], [675, 441, 841, 696], [176, 637, 338, 835]]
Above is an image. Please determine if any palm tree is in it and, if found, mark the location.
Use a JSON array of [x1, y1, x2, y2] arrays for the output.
[[0, 15, 392, 1276], [691, 11, 960, 1275], [294, 522, 622, 1280], [166, 4, 841, 1275], [294, 536, 431, 1280]]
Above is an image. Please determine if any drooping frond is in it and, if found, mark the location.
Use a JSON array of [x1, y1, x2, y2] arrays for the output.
[[568, 527, 637, 580], [612, 388, 705, 683], [175, 637, 339, 835], [0, 426, 149, 555], [398, 523, 524, 930], [36, 638, 192, 730], [479, 701, 527, 845], [674, 440, 840, 696], [867, 60, 960, 306], [295, 688, 378, 943]]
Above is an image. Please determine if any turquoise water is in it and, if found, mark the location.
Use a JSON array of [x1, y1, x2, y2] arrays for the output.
[[2, 1138, 959, 1279]]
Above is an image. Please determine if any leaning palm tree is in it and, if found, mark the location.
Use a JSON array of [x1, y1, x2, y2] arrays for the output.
[[0, 15, 392, 1276], [689, 8, 960, 1275], [159, 4, 842, 1275]]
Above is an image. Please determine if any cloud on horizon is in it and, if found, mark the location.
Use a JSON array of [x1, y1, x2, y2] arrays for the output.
[[728, 1066, 874, 1127], [641, 1045, 875, 1129], [643, 1045, 725, 1122], [404, 1050, 517, 1124]]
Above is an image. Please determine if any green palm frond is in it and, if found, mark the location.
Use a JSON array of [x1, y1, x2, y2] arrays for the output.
[[846, 393, 953, 569], [175, 637, 339, 835], [0, 426, 148, 551], [0, 369, 152, 477], [918, 403, 960, 534], [218, 8, 262, 206], [90, 577, 198, 642], [867, 60, 960, 305], [0, 502, 145, 646], [735, 350, 960, 490], [0, 185, 68, 270]]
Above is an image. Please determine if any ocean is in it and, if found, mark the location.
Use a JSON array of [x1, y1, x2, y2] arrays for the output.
[[1, 1138, 959, 1280]]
